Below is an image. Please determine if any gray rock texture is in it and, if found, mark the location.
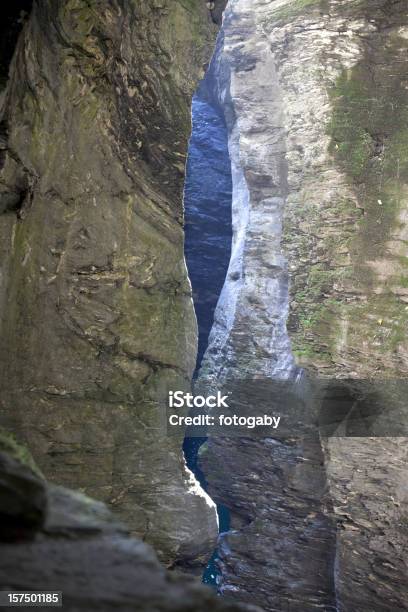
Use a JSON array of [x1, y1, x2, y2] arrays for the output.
[[0, 445, 261, 612], [0, 0, 221, 568], [199, 0, 408, 610]]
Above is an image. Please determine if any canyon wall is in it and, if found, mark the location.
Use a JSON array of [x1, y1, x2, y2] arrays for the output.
[[0, 0, 220, 569], [0, 432, 259, 612], [200, 0, 408, 610]]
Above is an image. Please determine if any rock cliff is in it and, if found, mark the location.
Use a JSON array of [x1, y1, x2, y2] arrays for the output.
[[199, 0, 408, 610], [0, 0, 220, 569]]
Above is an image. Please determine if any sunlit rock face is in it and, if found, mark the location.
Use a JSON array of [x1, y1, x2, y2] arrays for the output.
[[198, 15, 297, 382], [199, 0, 408, 610], [0, 0, 220, 568]]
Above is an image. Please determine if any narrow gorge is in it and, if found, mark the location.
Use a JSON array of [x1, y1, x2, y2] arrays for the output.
[[0, 1, 407, 611]]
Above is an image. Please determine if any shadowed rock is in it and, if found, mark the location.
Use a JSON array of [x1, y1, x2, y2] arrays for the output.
[[0, 452, 46, 541], [0, 449, 261, 612]]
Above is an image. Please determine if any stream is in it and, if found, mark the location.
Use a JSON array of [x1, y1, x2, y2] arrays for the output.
[[183, 91, 232, 585]]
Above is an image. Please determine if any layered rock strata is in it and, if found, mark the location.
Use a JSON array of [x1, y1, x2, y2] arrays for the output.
[[199, 0, 408, 610], [0, 0, 222, 568]]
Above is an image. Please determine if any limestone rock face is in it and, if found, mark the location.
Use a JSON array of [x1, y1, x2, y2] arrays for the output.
[[199, 0, 408, 610], [0, 0, 219, 567]]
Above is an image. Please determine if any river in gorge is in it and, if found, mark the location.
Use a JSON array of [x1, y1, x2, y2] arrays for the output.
[[182, 90, 232, 585]]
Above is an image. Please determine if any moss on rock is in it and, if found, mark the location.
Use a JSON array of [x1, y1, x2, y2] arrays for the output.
[[328, 36, 408, 262], [0, 429, 43, 477], [268, 0, 328, 23], [286, 11, 408, 376]]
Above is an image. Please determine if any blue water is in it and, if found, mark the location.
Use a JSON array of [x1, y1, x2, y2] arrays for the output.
[[183, 93, 232, 586], [183, 94, 233, 369]]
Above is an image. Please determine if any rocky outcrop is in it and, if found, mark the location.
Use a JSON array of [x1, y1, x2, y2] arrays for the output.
[[0, 451, 46, 541], [199, 0, 408, 610], [0, 0, 221, 568], [0, 442, 260, 612], [208, 0, 229, 26]]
